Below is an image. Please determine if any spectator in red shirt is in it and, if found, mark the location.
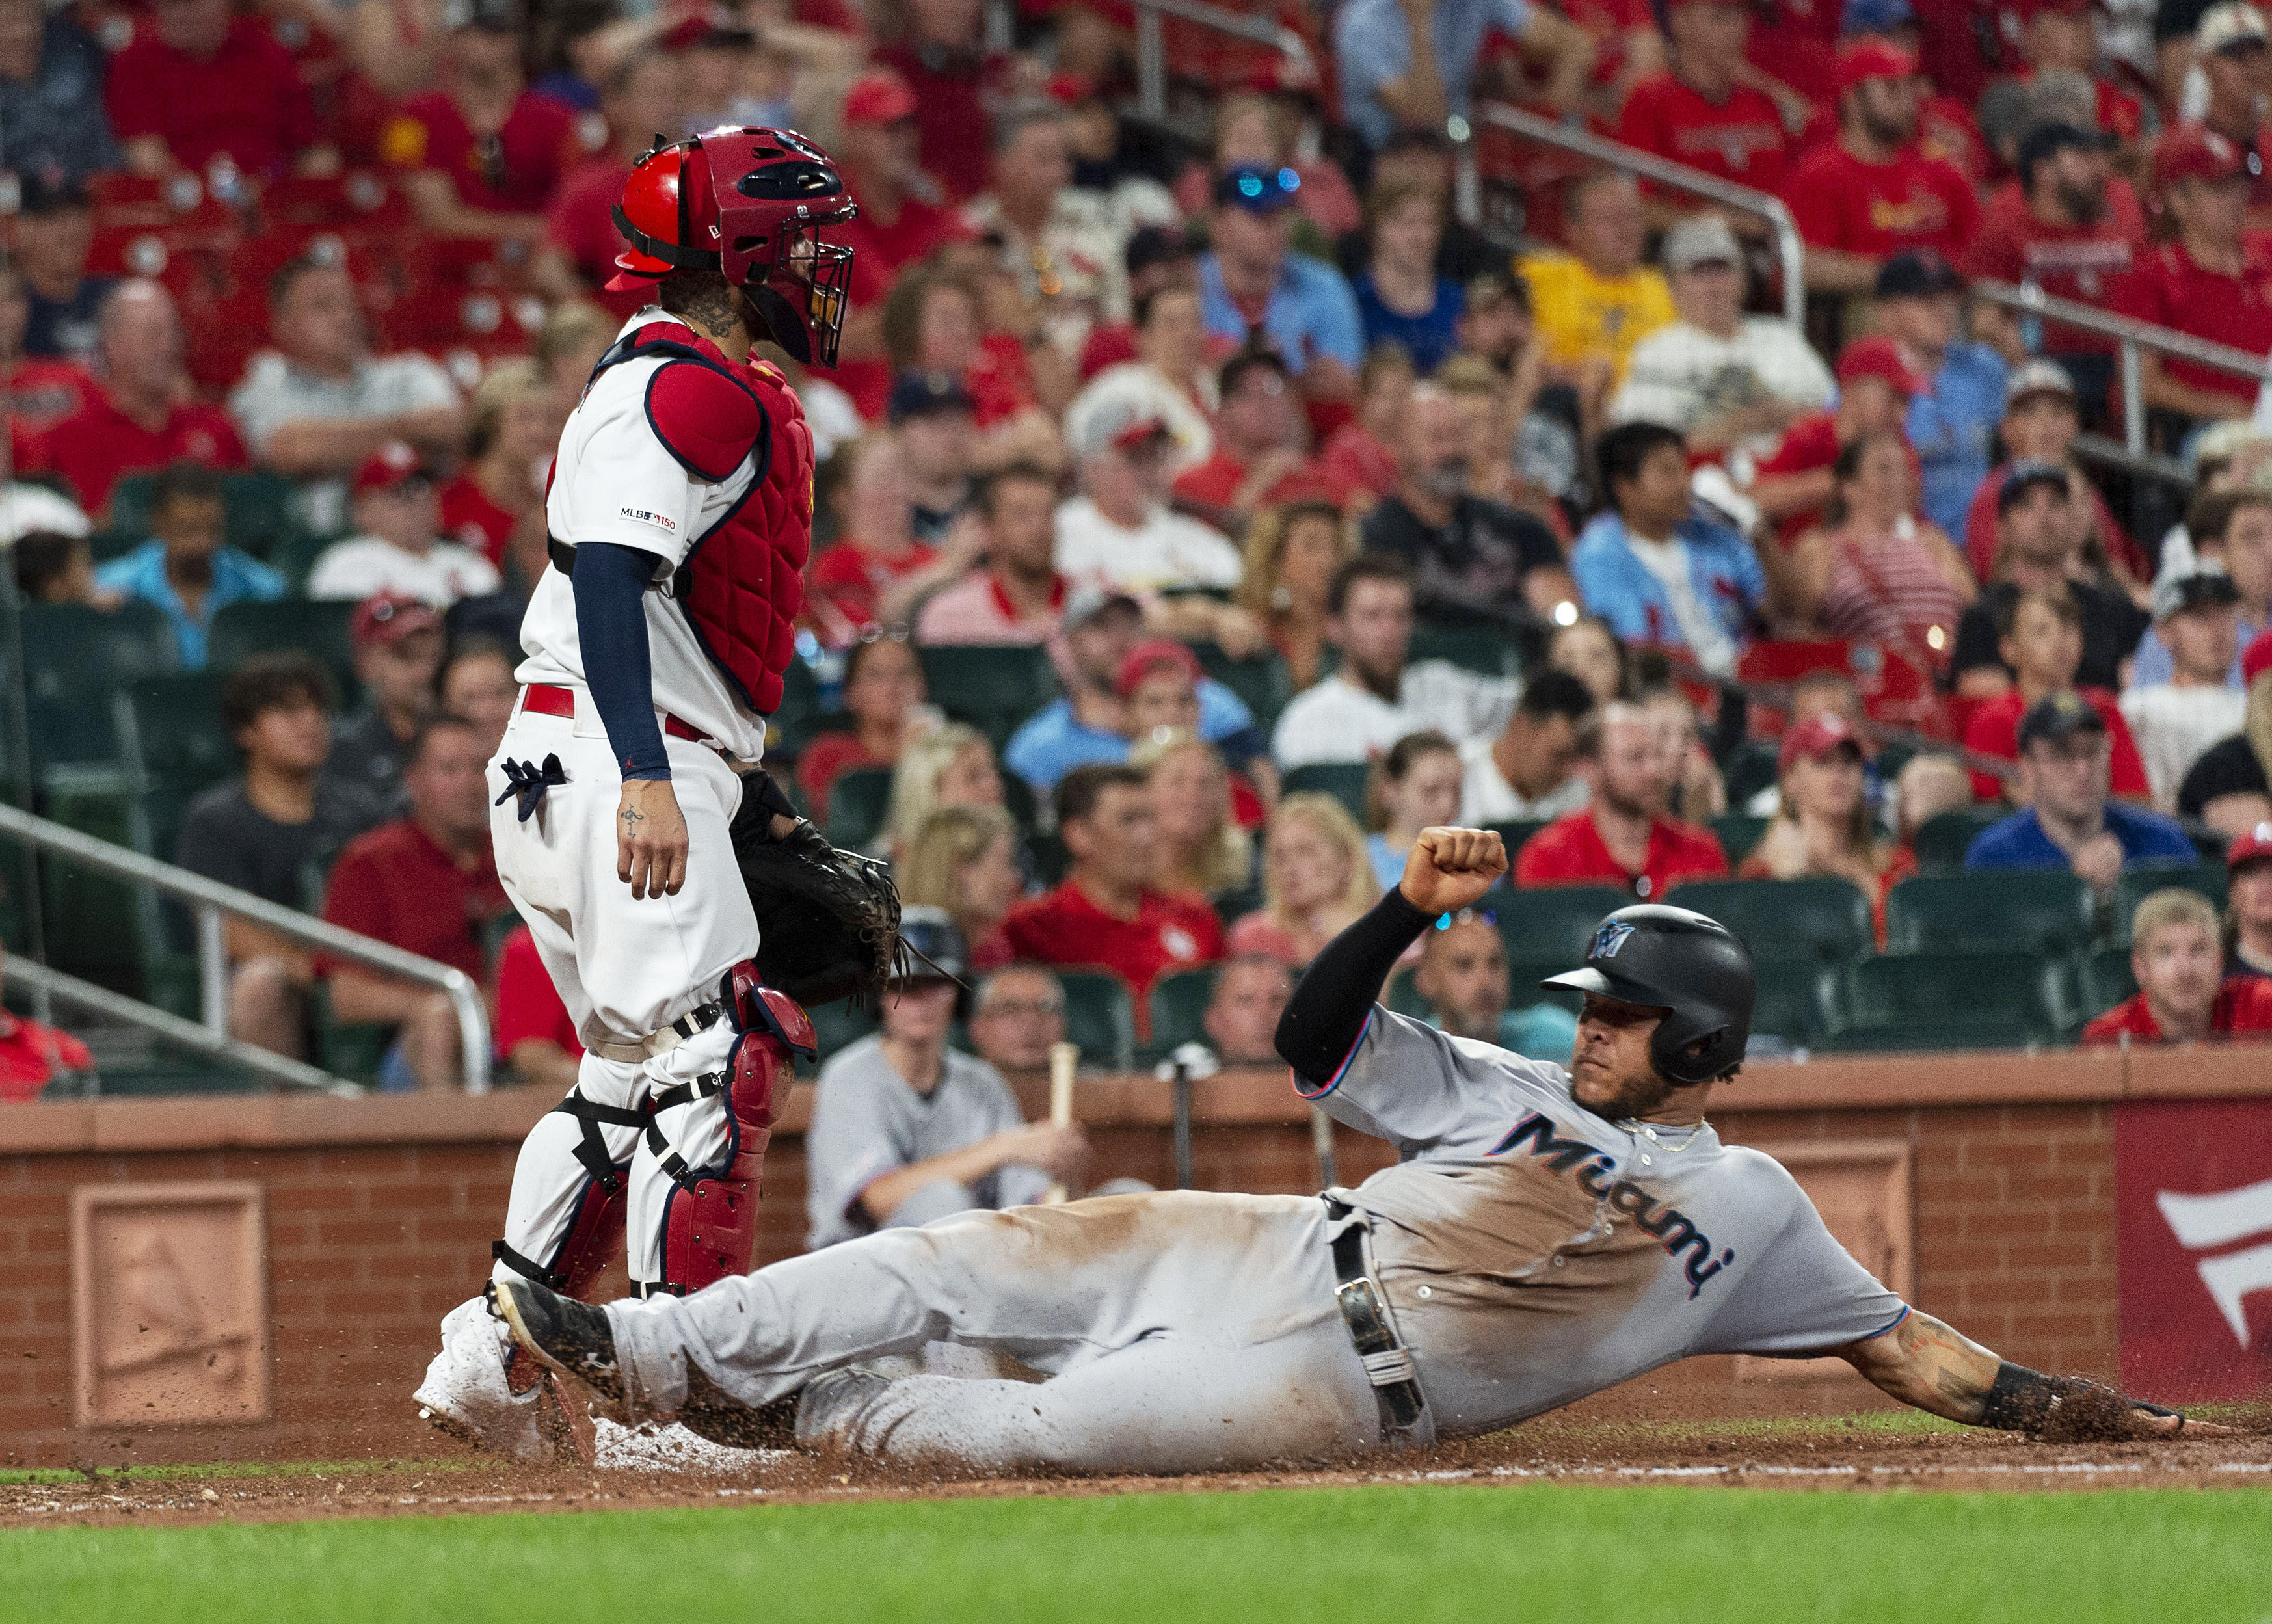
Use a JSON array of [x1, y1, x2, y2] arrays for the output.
[[1960, 583, 2152, 801], [916, 462, 1069, 647], [0, 938, 93, 1102], [494, 923, 580, 1092], [833, 70, 970, 319], [2083, 885, 2272, 1043], [1782, 39, 1980, 293], [438, 359, 552, 580], [1959, 360, 2144, 582], [321, 715, 508, 1091], [857, 265, 1042, 429], [810, 433, 945, 639], [0, 262, 91, 443], [1320, 346, 1413, 519], [795, 635, 933, 810], [2010, 0, 2142, 154], [1616, 0, 1792, 217], [1964, 122, 2147, 428], [380, 0, 581, 243], [533, 48, 684, 321], [1514, 702, 1729, 898], [2192, 3, 2272, 232], [1170, 348, 1322, 534], [1000, 762, 1225, 1015], [1752, 334, 1920, 544], [2116, 124, 2272, 431], [873, 0, 1013, 202], [107, 0, 335, 181], [34, 281, 247, 520]]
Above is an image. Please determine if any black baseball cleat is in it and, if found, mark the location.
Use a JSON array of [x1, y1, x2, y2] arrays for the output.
[[489, 1278, 624, 1407]]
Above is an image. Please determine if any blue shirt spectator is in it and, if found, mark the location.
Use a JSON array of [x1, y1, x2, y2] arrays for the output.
[[1006, 678, 1257, 795], [1354, 271, 1463, 373], [1965, 802, 2196, 871], [1965, 691, 2197, 881], [2132, 613, 2261, 689], [0, 7, 118, 188], [1199, 165, 1363, 379], [1877, 252, 2007, 540], [1335, 0, 1535, 150], [92, 464, 284, 669]]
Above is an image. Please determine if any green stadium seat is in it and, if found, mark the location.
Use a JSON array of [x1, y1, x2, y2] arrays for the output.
[[807, 996, 878, 1064], [1191, 641, 1295, 731], [126, 671, 235, 865], [1056, 966, 1136, 1067], [1002, 773, 1039, 835], [18, 601, 178, 776], [206, 598, 359, 696], [1282, 761, 1370, 823], [1146, 965, 1218, 1056], [1384, 965, 1432, 1020], [1829, 952, 2081, 1050], [1409, 623, 1519, 679], [824, 764, 894, 849], [1883, 871, 2096, 957], [1507, 959, 1584, 1012], [766, 654, 823, 759], [1667, 876, 1874, 965], [2111, 863, 2228, 937], [2083, 942, 2137, 1018], [918, 644, 1060, 751], [269, 530, 338, 594], [1721, 740, 1782, 808], [1709, 814, 1769, 865], [1213, 884, 1263, 929], [1748, 957, 1841, 1048], [1488, 820, 1551, 863], [1491, 884, 1632, 963], [109, 471, 310, 563], [1910, 807, 2005, 872], [313, 983, 394, 1086], [1026, 831, 1069, 888]]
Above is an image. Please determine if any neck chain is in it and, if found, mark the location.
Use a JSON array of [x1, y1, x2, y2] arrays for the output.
[[1635, 1119, 1706, 1154]]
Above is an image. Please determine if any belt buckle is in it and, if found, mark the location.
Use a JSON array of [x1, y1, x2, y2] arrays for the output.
[[1335, 1273, 1395, 1355]]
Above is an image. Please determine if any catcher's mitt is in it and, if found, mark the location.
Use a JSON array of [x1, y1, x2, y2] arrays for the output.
[[730, 768, 903, 1012]]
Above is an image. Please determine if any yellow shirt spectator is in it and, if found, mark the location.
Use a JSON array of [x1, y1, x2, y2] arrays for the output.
[[1519, 250, 1676, 382]]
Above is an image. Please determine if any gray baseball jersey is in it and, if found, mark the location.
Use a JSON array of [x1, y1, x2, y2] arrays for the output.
[[1312, 1007, 1908, 1436], [805, 1036, 1054, 1249]]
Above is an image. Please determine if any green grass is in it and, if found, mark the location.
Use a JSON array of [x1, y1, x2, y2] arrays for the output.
[[9, 1483, 2271, 1624]]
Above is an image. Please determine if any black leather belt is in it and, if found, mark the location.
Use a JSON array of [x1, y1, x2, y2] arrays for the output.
[[1324, 1195, 1428, 1439]]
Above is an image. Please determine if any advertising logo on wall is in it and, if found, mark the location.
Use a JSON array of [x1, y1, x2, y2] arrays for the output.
[[2115, 1099, 2272, 1402]]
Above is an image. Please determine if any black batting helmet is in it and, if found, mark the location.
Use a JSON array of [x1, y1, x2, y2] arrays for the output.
[[1541, 905, 1754, 1085]]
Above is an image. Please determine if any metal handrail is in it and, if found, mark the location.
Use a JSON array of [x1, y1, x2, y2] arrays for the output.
[[0, 802, 492, 1093], [5, 954, 361, 1096], [1128, 0, 1315, 122], [1968, 278, 2272, 460], [1458, 101, 1806, 328]]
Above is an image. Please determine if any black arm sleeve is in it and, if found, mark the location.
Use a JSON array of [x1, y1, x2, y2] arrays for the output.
[[570, 541, 671, 782], [1274, 887, 1437, 1082]]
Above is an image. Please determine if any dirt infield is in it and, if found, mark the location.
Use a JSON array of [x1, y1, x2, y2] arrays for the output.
[[7, 1407, 2267, 1528]]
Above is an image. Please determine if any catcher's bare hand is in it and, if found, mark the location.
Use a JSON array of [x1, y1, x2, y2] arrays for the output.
[[617, 779, 689, 899], [1400, 827, 1508, 915]]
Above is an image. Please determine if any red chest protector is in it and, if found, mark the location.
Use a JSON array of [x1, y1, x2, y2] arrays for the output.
[[581, 319, 814, 717]]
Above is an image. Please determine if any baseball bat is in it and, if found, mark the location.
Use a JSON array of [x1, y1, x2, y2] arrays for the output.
[[1042, 1039, 1078, 1204]]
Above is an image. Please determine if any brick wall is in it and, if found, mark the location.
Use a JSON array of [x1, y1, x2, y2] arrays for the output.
[[1, 1046, 2262, 1467]]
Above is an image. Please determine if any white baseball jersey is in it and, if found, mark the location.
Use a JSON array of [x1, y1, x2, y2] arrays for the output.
[[524, 309, 768, 762]]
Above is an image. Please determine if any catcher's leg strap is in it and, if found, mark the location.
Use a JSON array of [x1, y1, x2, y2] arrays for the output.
[[641, 972, 813, 1193], [548, 1089, 652, 1196]]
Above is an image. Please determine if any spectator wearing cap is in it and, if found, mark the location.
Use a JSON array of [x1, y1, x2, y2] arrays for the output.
[[1331, 130, 1506, 289], [179, 653, 384, 1066], [1360, 385, 1572, 622], [1951, 459, 2150, 697], [1169, 349, 1323, 533], [830, 69, 971, 323], [533, 50, 686, 321], [1001, 763, 1225, 1013], [1838, 0, 1988, 181], [2121, 567, 2248, 807], [1460, 668, 1596, 823], [1004, 588, 1263, 792], [30, 280, 248, 521], [1112, 637, 1273, 786], [1515, 701, 1729, 897], [1066, 284, 1218, 477], [872, 0, 1016, 202], [1271, 553, 1517, 768], [1616, 0, 1793, 211], [379, 0, 580, 244], [2081, 885, 2272, 1043], [1572, 421, 1769, 680], [2192, 3, 2272, 227], [0, 0, 116, 189], [1963, 124, 2147, 424], [12, 178, 109, 367], [1055, 390, 1247, 611], [1960, 362, 2146, 583], [105, 0, 334, 181], [319, 714, 507, 1091], [1608, 215, 1833, 457], [1171, 90, 1361, 248], [1959, 581, 2151, 801], [308, 444, 502, 607], [1199, 163, 1365, 405], [1740, 712, 1916, 945], [1076, 227, 1202, 382], [916, 463, 1067, 647], [1519, 171, 1676, 393], [92, 462, 283, 671], [1333, 0, 1594, 152], [1751, 333, 1921, 544], [959, 102, 1134, 362], [2225, 822, 2272, 975], [2011, 0, 2143, 151], [2178, 630, 2272, 835], [1781, 39, 1980, 292], [229, 256, 466, 535], [2114, 124, 2272, 431], [326, 592, 444, 808], [1965, 691, 2196, 888], [889, 372, 981, 546], [1873, 250, 2007, 539], [2136, 487, 2272, 686]]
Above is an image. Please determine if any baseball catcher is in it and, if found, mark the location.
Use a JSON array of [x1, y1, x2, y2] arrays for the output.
[[492, 828, 2216, 1473], [416, 126, 897, 1459]]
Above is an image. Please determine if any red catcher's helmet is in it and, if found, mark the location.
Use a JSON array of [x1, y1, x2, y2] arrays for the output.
[[608, 126, 858, 367]]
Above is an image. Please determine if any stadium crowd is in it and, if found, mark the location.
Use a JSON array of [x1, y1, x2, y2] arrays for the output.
[[16, 0, 2272, 1115]]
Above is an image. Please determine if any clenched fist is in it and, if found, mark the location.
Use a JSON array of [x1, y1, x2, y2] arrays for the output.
[[1398, 827, 1508, 916]]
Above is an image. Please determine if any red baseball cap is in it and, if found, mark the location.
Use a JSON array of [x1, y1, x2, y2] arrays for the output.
[[842, 70, 918, 126], [1835, 334, 1926, 397], [353, 440, 433, 496], [2151, 123, 2248, 189], [1114, 637, 1203, 699], [1045, 71, 1099, 105], [2229, 821, 2272, 870], [1836, 38, 1917, 93], [350, 591, 441, 650], [2242, 625, 2272, 688], [1778, 711, 1866, 775]]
